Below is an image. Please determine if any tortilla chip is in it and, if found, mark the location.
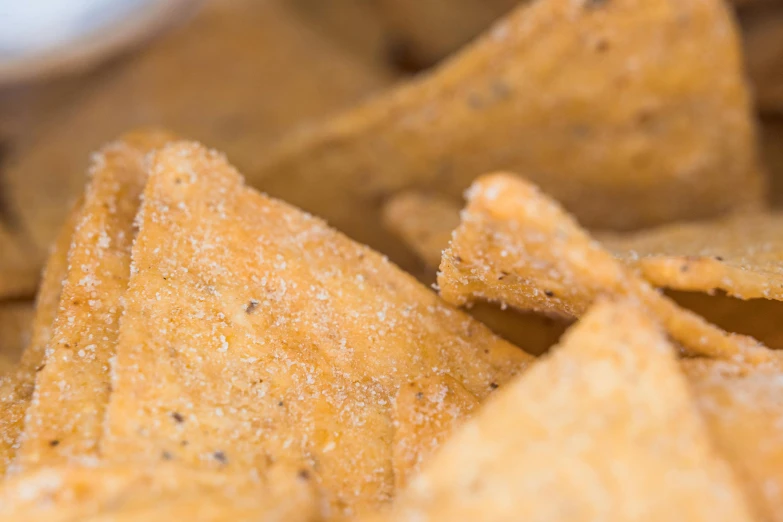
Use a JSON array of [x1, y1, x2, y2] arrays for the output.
[[0, 462, 320, 522], [683, 357, 783, 522], [0, 301, 35, 364], [379, 299, 753, 521], [12, 130, 174, 472], [392, 375, 478, 490], [600, 212, 783, 300], [250, 0, 762, 277], [383, 191, 567, 355], [100, 141, 531, 518], [0, 198, 82, 474], [1, 0, 391, 292], [741, 4, 783, 114], [439, 174, 770, 362]]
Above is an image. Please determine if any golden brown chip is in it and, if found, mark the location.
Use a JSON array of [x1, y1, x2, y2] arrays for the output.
[[383, 191, 567, 355], [0, 301, 35, 364], [250, 0, 763, 276], [683, 357, 783, 522], [0, 198, 82, 474], [392, 375, 478, 490], [0, 462, 320, 522], [600, 213, 783, 300], [378, 299, 753, 521], [13, 130, 174, 471], [439, 174, 769, 361], [1, 0, 392, 294], [100, 141, 532, 518]]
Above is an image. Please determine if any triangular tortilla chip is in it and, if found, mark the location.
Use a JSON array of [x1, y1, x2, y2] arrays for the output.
[[0, 301, 35, 364], [600, 213, 783, 300], [378, 299, 753, 521], [683, 357, 783, 522], [0, 462, 320, 522], [13, 130, 174, 471], [250, 0, 762, 277], [438, 174, 769, 362], [0, 197, 82, 474], [2, 0, 392, 296], [101, 142, 532, 518], [392, 375, 478, 490]]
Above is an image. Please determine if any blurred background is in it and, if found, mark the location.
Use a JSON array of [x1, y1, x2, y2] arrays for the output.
[[0, 0, 782, 362]]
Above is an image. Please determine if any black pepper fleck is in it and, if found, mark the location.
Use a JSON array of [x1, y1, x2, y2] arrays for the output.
[[298, 469, 311, 480], [49, 440, 60, 447], [489, 382, 499, 390], [544, 290, 555, 297], [171, 412, 185, 423], [214, 451, 227, 464], [245, 299, 259, 314], [415, 392, 424, 400]]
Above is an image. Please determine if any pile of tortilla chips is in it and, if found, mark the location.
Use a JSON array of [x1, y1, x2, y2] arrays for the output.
[[3, 0, 783, 520]]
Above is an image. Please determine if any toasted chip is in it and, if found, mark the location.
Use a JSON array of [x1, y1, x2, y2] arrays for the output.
[[379, 299, 753, 521], [13, 130, 174, 472], [0, 462, 320, 522], [600, 213, 783, 300], [251, 0, 762, 278], [683, 357, 783, 522], [0, 301, 35, 364], [741, 4, 783, 114], [101, 142, 532, 518], [439, 174, 769, 361], [0, 198, 82, 474], [1, 0, 391, 295], [392, 375, 478, 490], [383, 191, 567, 355]]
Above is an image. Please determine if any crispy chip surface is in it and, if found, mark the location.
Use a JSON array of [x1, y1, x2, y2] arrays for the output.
[[379, 300, 753, 521], [0, 462, 320, 522], [101, 142, 531, 519], [391, 375, 478, 490], [601, 213, 783, 300], [0, 198, 82, 474], [438, 174, 769, 361], [683, 357, 783, 522], [251, 0, 762, 275], [1, 0, 391, 292], [13, 130, 174, 471]]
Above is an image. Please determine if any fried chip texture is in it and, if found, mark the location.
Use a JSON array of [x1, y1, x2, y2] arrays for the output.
[[250, 0, 763, 274], [378, 299, 753, 522], [683, 357, 783, 522], [0, 198, 82, 474], [13, 130, 174, 472], [601, 213, 783, 300], [392, 375, 478, 490], [0, 463, 320, 522], [438, 174, 768, 361], [101, 142, 532, 519], [1, 0, 391, 293]]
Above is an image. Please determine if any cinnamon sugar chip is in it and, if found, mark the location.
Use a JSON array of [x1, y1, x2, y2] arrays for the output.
[[14, 130, 175, 471], [0, 462, 320, 522], [0, 197, 82, 474], [379, 300, 753, 522], [683, 358, 783, 522], [438, 174, 770, 362], [600, 213, 783, 301], [101, 142, 532, 519], [392, 375, 478, 490]]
